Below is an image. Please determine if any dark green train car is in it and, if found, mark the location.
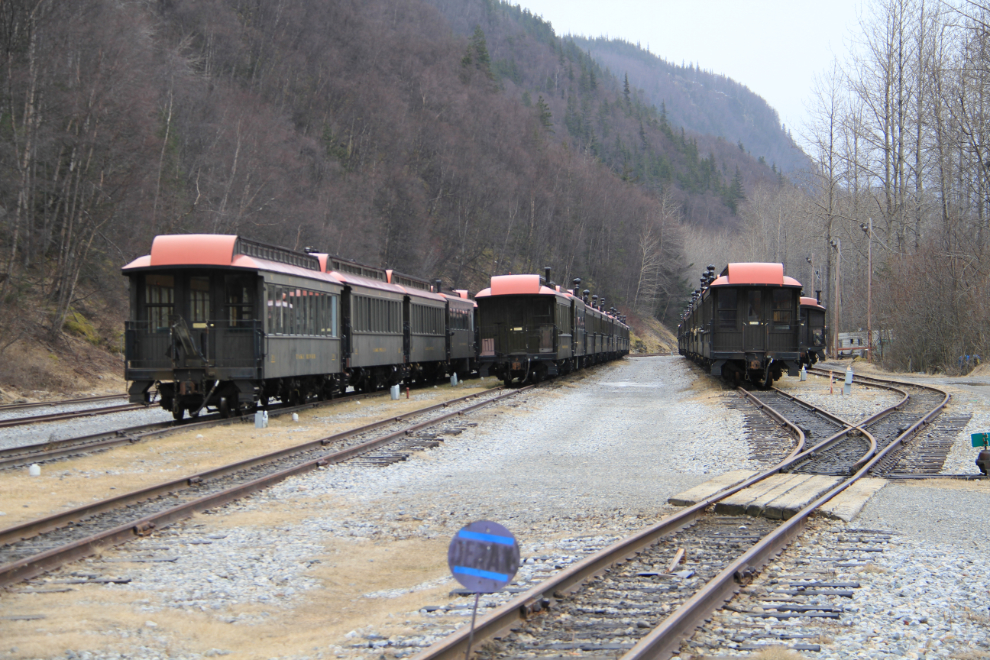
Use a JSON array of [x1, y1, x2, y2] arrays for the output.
[[476, 273, 627, 386]]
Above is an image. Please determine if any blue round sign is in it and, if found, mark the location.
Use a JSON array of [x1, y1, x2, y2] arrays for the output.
[[447, 520, 520, 593]]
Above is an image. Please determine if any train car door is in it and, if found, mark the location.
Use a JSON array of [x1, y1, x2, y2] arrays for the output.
[[743, 289, 765, 352], [768, 289, 797, 351]]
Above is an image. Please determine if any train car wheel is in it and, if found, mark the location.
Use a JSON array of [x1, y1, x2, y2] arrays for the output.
[[172, 406, 184, 421], [503, 375, 512, 388], [219, 397, 231, 419]]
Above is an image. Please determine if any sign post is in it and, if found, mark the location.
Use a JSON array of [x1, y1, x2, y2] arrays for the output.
[[447, 521, 520, 660]]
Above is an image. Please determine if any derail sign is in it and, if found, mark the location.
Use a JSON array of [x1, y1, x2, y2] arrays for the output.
[[447, 520, 519, 594]]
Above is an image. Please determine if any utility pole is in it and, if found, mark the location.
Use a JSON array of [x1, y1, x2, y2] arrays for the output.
[[861, 218, 873, 363], [830, 238, 841, 358]]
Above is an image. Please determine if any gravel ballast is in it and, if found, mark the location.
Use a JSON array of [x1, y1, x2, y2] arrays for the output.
[[0, 404, 173, 451]]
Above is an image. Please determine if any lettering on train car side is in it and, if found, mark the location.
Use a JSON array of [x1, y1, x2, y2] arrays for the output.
[[373, 347, 386, 353], [296, 353, 316, 360]]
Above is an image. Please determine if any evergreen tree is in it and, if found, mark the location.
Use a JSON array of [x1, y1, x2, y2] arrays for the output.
[[522, 90, 532, 107], [464, 26, 493, 79], [726, 167, 745, 214], [536, 95, 553, 131], [623, 73, 631, 107], [564, 94, 581, 137]]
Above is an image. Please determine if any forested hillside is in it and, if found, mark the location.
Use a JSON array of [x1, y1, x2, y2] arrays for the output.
[[570, 36, 811, 175], [0, 0, 792, 388]]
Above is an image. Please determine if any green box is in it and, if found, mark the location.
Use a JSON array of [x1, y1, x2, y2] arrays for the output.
[[972, 433, 989, 448]]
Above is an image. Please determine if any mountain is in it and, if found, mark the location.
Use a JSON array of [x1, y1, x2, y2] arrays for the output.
[[570, 36, 812, 175], [424, 0, 792, 229]]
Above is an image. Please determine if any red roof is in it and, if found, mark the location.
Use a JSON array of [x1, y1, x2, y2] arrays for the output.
[[476, 274, 558, 297], [800, 296, 826, 310], [711, 263, 802, 288], [130, 234, 239, 268]]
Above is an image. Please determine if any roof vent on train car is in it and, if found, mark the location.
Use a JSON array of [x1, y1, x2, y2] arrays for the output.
[[435, 279, 442, 293], [592, 294, 598, 308], [544, 266, 551, 285], [573, 278, 581, 289], [816, 289, 822, 304], [303, 246, 320, 254]]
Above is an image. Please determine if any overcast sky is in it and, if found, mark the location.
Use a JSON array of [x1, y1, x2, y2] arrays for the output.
[[511, 0, 865, 142]]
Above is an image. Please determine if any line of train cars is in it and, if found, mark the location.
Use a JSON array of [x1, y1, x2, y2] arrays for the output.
[[122, 234, 629, 419], [677, 263, 828, 388]]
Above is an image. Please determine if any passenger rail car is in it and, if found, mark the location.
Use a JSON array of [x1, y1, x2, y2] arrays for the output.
[[475, 270, 629, 386], [123, 235, 474, 419], [678, 263, 803, 387], [438, 287, 478, 380], [799, 296, 827, 367]]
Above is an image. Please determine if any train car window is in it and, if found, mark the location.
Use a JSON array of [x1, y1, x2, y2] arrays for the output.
[[145, 274, 174, 332], [747, 291, 762, 325], [296, 292, 304, 336], [353, 296, 368, 332], [269, 286, 284, 335], [266, 286, 275, 334], [772, 290, 793, 329], [305, 291, 315, 335], [717, 290, 737, 329], [330, 295, 338, 337], [311, 292, 319, 335], [225, 275, 255, 327], [296, 290, 305, 335], [279, 287, 292, 335], [285, 289, 295, 335], [265, 286, 277, 335], [189, 277, 211, 328], [325, 294, 331, 336]]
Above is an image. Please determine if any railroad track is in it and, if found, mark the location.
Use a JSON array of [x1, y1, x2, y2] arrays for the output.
[[0, 401, 145, 429], [0, 393, 126, 413], [0, 388, 389, 471], [0, 386, 528, 589], [408, 372, 948, 660]]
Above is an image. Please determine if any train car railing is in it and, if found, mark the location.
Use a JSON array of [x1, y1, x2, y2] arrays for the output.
[[125, 320, 262, 370]]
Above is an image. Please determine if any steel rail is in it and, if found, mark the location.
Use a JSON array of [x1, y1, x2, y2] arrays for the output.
[[410, 375, 944, 660], [0, 393, 127, 413], [0, 389, 389, 470], [622, 378, 948, 660], [771, 376, 910, 474], [0, 403, 145, 429], [409, 389, 813, 660], [0, 386, 527, 589]]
